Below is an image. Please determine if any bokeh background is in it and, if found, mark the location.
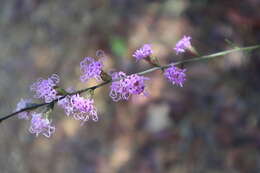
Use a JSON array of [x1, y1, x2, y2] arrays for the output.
[[1, 0, 260, 173]]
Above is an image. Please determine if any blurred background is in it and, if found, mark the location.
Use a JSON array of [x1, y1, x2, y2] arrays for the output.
[[0, 0, 260, 172]]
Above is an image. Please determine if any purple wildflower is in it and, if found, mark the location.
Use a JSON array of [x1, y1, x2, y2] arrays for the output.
[[133, 44, 153, 61], [30, 74, 60, 103], [80, 57, 103, 83], [29, 113, 55, 137], [58, 96, 73, 116], [58, 94, 98, 124], [15, 98, 32, 120], [109, 72, 149, 102], [174, 35, 191, 55], [164, 65, 186, 87], [57, 87, 74, 116]]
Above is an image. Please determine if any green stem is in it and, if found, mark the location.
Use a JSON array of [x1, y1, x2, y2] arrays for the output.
[[1, 45, 259, 123], [138, 45, 260, 76]]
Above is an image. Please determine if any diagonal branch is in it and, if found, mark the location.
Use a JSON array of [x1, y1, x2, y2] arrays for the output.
[[1, 45, 259, 123]]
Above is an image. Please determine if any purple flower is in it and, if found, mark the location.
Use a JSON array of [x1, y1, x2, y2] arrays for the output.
[[30, 74, 60, 103], [58, 94, 98, 124], [164, 65, 186, 87], [80, 57, 103, 83], [133, 44, 153, 61], [15, 98, 32, 120], [58, 96, 73, 116], [109, 72, 149, 102], [174, 35, 191, 55], [29, 113, 55, 137]]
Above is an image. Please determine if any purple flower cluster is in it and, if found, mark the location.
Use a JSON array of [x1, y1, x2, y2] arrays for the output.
[[174, 35, 191, 55], [30, 74, 60, 103], [109, 72, 149, 102], [15, 98, 32, 120], [133, 44, 153, 61], [29, 113, 55, 137], [80, 57, 103, 83], [164, 65, 186, 87], [15, 99, 55, 137], [58, 94, 98, 124], [15, 38, 193, 138]]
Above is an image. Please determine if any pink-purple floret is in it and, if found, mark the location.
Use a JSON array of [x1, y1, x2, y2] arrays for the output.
[[80, 57, 103, 83], [58, 94, 98, 124], [133, 44, 153, 61], [30, 74, 60, 103], [164, 65, 186, 87], [29, 113, 55, 137], [109, 71, 149, 102], [174, 36, 192, 55]]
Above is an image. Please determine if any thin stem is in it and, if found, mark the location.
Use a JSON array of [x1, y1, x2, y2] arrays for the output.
[[0, 45, 259, 123], [0, 103, 48, 122], [138, 45, 260, 76]]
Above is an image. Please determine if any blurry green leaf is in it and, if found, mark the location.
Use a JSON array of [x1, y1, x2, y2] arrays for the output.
[[110, 36, 127, 57]]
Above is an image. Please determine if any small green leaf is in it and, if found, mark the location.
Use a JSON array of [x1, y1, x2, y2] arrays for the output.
[[110, 36, 127, 57]]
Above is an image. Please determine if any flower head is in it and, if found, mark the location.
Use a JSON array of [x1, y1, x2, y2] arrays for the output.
[[109, 72, 149, 102], [80, 57, 103, 83], [30, 74, 60, 103], [164, 65, 186, 87], [58, 94, 98, 124], [29, 113, 55, 137], [58, 96, 75, 115], [133, 44, 153, 61], [15, 98, 32, 120], [174, 35, 191, 55]]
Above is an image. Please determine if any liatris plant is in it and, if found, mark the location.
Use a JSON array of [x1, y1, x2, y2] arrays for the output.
[[1, 36, 260, 138]]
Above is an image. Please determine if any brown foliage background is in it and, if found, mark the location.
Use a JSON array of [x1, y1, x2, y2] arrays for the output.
[[0, 0, 260, 173]]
